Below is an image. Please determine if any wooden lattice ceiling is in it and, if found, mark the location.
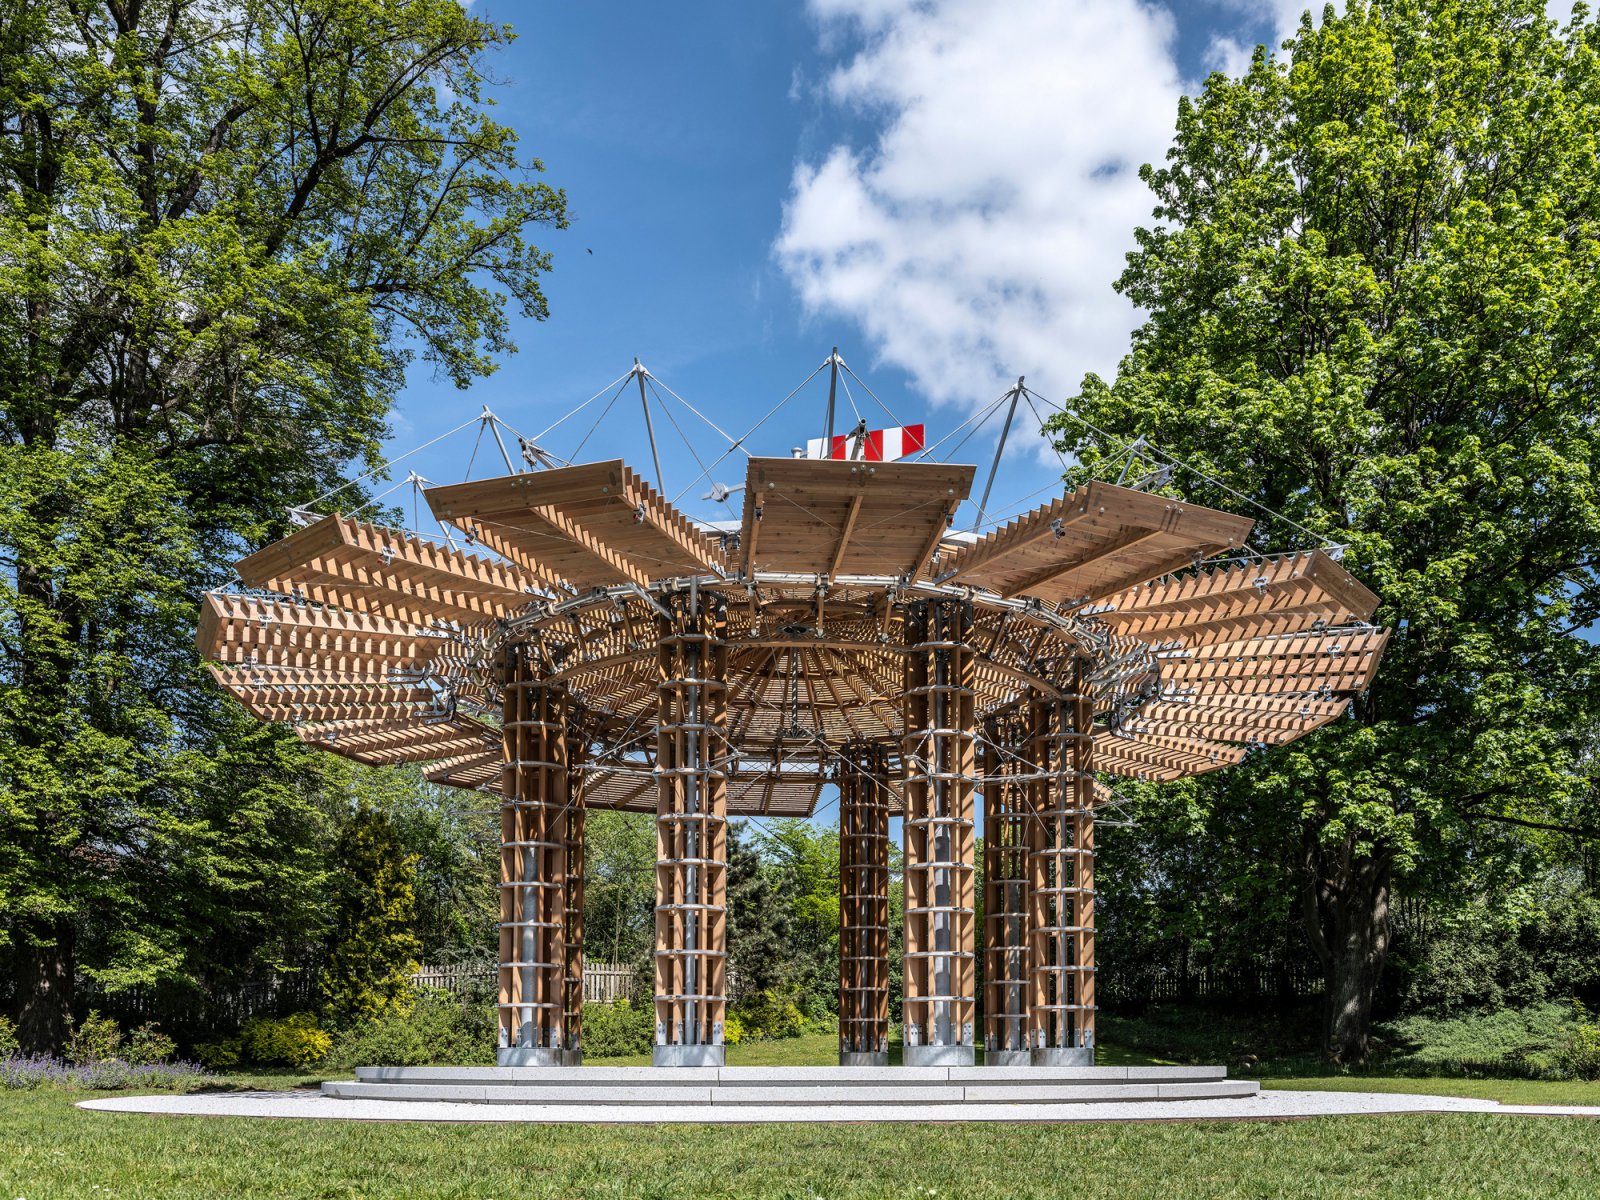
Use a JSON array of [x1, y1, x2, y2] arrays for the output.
[[199, 455, 1385, 815]]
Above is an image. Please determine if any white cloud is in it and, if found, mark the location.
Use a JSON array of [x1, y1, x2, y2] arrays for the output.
[[776, 0, 1187, 411]]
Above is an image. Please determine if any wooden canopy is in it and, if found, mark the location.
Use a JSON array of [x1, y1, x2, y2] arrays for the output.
[[199, 454, 1385, 807]]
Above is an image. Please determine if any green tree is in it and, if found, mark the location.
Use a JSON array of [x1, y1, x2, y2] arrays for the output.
[[319, 805, 421, 1026], [0, 0, 566, 1052], [1049, 0, 1600, 1062]]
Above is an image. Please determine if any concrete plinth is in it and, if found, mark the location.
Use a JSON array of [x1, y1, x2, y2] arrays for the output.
[[497, 1046, 563, 1067], [983, 1049, 1032, 1067], [1032, 1046, 1094, 1067], [653, 1044, 725, 1068], [901, 1044, 975, 1067], [838, 1051, 889, 1067]]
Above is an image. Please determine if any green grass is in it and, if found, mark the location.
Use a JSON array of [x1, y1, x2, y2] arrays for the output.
[[5, 1087, 1599, 1199]]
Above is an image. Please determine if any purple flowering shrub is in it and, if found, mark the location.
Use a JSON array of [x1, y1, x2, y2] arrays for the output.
[[1, 1053, 210, 1091]]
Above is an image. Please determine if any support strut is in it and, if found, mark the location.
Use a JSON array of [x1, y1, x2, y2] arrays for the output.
[[838, 741, 892, 1066], [497, 643, 572, 1065], [982, 715, 1033, 1065], [900, 599, 978, 1066], [653, 587, 730, 1066]]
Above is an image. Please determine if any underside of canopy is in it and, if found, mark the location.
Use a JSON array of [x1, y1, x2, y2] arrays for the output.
[[200, 454, 1385, 812]]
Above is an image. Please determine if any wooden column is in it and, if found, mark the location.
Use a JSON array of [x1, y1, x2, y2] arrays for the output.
[[838, 740, 892, 1066], [901, 598, 978, 1066], [497, 643, 571, 1066], [561, 725, 588, 1065], [653, 588, 730, 1067], [1026, 659, 1096, 1064], [982, 716, 1032, 1066]]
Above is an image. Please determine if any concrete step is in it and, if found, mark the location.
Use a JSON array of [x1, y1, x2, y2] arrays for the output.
[[324, 1065, 1257, 1106]]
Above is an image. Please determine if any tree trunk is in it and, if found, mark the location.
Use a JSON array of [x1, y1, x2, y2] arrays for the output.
[[13, 916, 75, 1055], [1300, 835, 1392, 1066]]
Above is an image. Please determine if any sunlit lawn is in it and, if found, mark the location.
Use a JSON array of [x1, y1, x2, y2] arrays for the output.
[[6, 1031, 1597, 1198]]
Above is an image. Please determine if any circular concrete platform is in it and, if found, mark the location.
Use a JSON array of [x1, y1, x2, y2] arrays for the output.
[[77, 1087, 1600, 1124]]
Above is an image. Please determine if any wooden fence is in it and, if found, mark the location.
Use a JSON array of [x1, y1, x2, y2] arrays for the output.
[[1097, 961, 1323, 1009]]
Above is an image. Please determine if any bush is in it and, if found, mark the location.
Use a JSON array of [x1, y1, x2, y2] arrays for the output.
[[1556, 1003, 1600, 1080], [2, 1054, 208, 1092], [0, 1016, 18, 1059], [1375, 1002, 1591, 1079], [194, 1038, 242, 1070], [731, 989, 808, 1041], [65, 1012, 123, 1065], [582, 997, 654, 1058], [723, 1014, 745, 1046], [329, 988, 494, 1067], [124, 1023, 177, 1066], [240, 1012, 332, 1068]]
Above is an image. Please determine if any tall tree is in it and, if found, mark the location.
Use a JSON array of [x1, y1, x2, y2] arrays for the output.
[[319, 804, 421, 1026], [0, 0, 566, 1052], [1049, 0, 1600, 1062]]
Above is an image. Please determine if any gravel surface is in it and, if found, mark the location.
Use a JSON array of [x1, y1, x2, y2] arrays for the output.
[[77, 1089, 1600, 1124]]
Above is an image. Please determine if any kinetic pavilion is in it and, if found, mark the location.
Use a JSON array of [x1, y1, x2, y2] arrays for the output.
[[197, 391, 1385, 1073]]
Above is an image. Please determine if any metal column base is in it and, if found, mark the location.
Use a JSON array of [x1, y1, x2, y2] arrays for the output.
[[983, 1049, 1033, 1067], [653, 1044, 725, 1067], [903, 1044, 975, 1067], [839, 1051, 889, 1067], [1032, 1046, 1094, 1067], [497, 1046, 564, 1067], [560, 1049, 583, 1067]]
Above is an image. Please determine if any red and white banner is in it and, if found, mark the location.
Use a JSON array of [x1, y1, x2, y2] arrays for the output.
[[805, 423, 925, 462]]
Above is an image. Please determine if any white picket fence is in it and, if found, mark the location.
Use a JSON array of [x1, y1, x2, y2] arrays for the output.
[[412, 960, 639, 1004]]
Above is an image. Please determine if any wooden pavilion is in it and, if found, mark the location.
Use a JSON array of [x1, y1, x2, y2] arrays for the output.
[[198, 452, 1384, 1067]]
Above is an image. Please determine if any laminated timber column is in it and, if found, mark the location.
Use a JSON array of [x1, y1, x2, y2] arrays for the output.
[[982, 716, 1032, 1066], [837, 741, 892, 1067], [561, 725, 589, 1065], [900, 598, 978, 1066], [1025, 658, 1096, 1065], [498, 643, 572, 1067], [653, 588, 730, 1067]]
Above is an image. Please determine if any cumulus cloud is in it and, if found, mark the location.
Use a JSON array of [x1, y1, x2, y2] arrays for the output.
[[776, 0, 1188, 411]]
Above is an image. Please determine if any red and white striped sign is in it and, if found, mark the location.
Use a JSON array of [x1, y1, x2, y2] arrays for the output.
[[805, 424, 925, 462]]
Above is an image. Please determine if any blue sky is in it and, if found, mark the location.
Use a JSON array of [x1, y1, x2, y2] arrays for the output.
[[372, 0, 1312, 536]]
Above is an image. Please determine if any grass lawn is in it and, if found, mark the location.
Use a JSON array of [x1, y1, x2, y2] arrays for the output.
[[6, 1033, 1598, 1198]]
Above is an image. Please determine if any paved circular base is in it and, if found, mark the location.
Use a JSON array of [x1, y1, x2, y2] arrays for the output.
[[77, 1089, 1600, 1124]]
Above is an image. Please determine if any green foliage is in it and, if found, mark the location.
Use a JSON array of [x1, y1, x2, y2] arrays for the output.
[[731, 989, 809, 1042], [193, 1038, 242, 1071], [1049, 0, 1600, 1062], [318, 806, 422, 1028], [123, 1023, 178, 1067], [240, 1013, 331, 1069], [0, 1016, 16, 1058], [327, 988, 493, 1067], [581, 811, 658, 973], [1376, 1003, 1594, 1078], [723, 1014, 746, 1046], [64, 1012, 123, 1066], [581, 997, 654, 1059], [0, 0, 565, 1053]]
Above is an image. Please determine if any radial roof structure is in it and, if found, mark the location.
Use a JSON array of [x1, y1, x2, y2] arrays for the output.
[[199, 446, 1386, 817]]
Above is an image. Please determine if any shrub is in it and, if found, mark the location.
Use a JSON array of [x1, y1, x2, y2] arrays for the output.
[[731, 989, 807, 1041], [329, 988, 494, 1067], [1, 1054, 208, 1092], [582, 997, 654, 1058], [1556, 1003, 1600, 1081], [723, 1014, 745, 1046], [0, 1016, 18, 1058], [240, 1012, 332, 1068], [1375, 1002, 1586, 1078], [194, 1038, 242, 1070], [65, 1012, 123, 1065], [124, 1023, 177, 1066]]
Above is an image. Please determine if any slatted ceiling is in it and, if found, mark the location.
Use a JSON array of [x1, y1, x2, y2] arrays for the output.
[[1093, 735, 1237, 778], [738, 457, 974, 579], [1097, 548, 1378, 624], [425, 460, 725, 587], [945, 481, 1254, 601], [236, 514, 547, 628], [199, 593, 464, 675], [1121, 602, 1358, 646], [425, 751, 505, 792]]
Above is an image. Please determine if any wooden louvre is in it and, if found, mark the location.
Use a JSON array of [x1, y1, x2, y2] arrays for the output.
[[738, 457, 975, 580], [944, 481, 1254, 604]]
